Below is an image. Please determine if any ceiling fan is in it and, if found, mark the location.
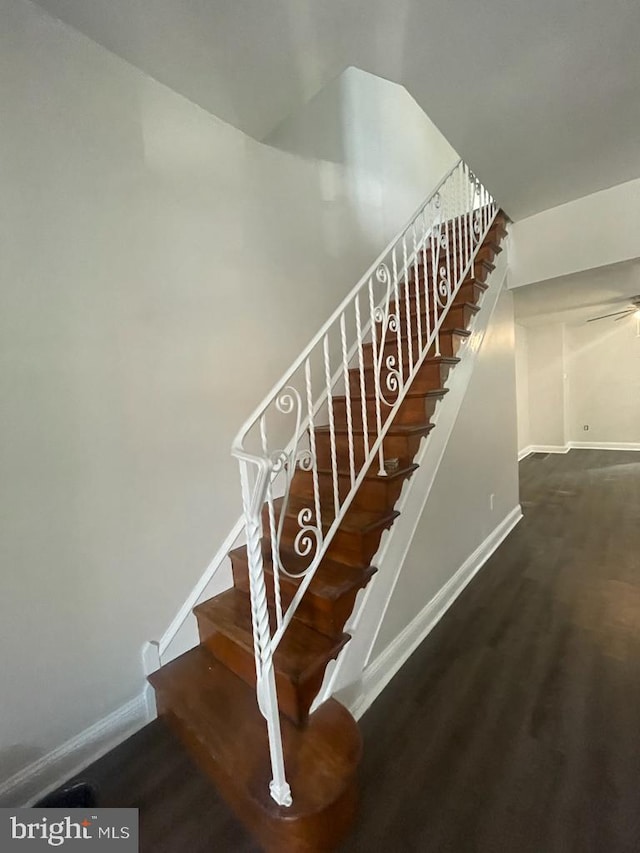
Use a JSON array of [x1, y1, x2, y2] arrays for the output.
[[587, 295, 640, 323]]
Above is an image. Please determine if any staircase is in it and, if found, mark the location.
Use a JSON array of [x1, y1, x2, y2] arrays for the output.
[[150, 162, 507, 851]]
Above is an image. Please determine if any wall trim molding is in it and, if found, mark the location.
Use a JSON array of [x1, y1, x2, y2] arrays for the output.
[[518, 444, 570, 459], [0, 693, 151, 808], [519, 442, 640, 461], [348, 505, 523, 721], [568, 441, 640, 452]]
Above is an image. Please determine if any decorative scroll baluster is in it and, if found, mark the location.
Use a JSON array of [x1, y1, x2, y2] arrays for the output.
[[431, 197, 441, 357], [368, 277, 386, 476], [391, 248, 404, 394], [304, 358, 322, 545]]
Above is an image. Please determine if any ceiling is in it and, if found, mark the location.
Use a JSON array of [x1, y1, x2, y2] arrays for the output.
[[32, 0, 640, 220], [513, 260, 640, 327]]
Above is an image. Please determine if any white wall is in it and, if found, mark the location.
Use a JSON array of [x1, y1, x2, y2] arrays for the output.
[[566, 320, 640, 445], [266, 66, 459, 248], [510, 177, 640, 288], [515, 324, 530, 453], [371, 286, 520, 656], [524, 325, 567, 448], [0, 0, 459, 799], [515, 315, 640, 451]]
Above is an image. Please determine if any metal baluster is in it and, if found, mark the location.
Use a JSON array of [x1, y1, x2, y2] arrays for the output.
[[339, 313, 356, 489], [323, 334, 340, 518], [402, 235, 413, 376], [354, 294, 370, 462], [238, 458, 292, 807], [412, 220, 423, 359], [368, 278, 386, 476], [304, 358, 322, 545], [457, 167, 464, 289], [421, 207, 432, 349], [432, 201, 441, 357], [391, 246, 404, 394], [444, 188, 452, 313], [259, 415, 283, 628]]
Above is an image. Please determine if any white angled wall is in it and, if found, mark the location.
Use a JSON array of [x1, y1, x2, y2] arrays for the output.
[[372, 287, 520, 656], [510, 177, 640, 288], [265, 66, 459, 248], [0, 0, 460, 799]]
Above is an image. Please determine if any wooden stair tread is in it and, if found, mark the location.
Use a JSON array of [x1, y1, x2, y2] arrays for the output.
[[336, 386, 449, 403], [277, 495, 400, 536], [230, 542, 377, 602], [194, 588, 349, 683], [149, 646, 362, 816], [315, 461, 419, 481], [315, 420, 434, 437]]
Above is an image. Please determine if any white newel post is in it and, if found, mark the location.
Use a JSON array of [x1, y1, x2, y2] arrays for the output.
[[237, 456, 293, 807]]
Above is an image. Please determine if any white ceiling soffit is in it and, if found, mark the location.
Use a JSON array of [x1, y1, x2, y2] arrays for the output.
[[31, 0, 640, 220], [513, 260, 640, 327]]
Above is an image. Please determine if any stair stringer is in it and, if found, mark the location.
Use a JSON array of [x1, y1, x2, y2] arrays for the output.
[[312, 243, 510, 715]]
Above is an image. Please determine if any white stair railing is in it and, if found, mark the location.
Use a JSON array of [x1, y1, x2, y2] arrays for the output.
[[231, 158, 498, 805]]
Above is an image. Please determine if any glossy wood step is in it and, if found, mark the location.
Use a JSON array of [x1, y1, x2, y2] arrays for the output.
[[455, 279, 488, 305], [194, 588, 349, 725], [290, 460, 419, 513], [349, 354, 459, 397], [376, 299, 480, 340], [269, 495, 400, 568], [230, 541, 376, 638], [332, 386, 449, 428], [149, 646, 361, 853], [314, 419, 434, 474]]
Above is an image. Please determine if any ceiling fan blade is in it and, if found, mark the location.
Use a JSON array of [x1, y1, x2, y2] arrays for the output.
[[587, 309, 636, 322], [614, 311, 635, 321]]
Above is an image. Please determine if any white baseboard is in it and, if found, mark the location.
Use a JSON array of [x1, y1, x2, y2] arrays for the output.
[[518, 444, 570, 459], [519, 442, 640, 461], [0, 692, 151, 808], [568, 441, 640, 452], [348, 505, 523, 721]]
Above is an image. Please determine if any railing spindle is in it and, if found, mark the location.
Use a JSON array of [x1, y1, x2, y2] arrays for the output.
[[340, 313, 356, 489], [323, 334, 340, 518], [368, 278, 386, 476], [354, 294, 370, 461], [304, 358, 322, 542], [259, 416, 283, 628]]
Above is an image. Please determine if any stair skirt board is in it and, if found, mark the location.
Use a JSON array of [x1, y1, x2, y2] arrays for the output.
[[348, 505, 523, 721]]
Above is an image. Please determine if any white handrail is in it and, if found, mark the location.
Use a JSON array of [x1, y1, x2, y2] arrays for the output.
[[231, 159, 498, 806]]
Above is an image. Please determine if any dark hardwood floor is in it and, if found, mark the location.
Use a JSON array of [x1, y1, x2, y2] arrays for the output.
[[65, 450, 640, 852]]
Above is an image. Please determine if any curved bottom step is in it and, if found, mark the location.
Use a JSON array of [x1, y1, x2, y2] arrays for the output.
[[150, 645, 362, 852]]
